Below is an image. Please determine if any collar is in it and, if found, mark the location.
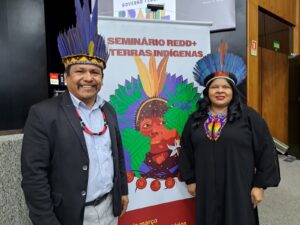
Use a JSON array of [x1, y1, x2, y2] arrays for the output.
[[69, 93, 105, 110]]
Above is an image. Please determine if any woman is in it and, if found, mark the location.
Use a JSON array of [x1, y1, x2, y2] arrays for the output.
[[178, 41, 280, 225]]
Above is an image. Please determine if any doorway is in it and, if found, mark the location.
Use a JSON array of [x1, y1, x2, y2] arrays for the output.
[[258, 9, 292, 144]]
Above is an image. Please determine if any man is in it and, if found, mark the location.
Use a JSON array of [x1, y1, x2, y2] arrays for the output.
[[21, 0, 128, 224]]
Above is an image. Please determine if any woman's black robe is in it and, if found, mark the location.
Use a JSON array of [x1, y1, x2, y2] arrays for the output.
[[179, 107, 280, 225]]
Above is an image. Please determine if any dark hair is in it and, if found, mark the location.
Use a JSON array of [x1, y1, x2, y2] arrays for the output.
[[65, 65, 71, 76], [194, 79, 243, 123], [64, 64, 104, 77], [135, 98, 167, 130]]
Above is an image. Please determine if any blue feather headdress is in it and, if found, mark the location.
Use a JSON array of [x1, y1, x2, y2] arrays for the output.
[[57, 0, 109, 69], [193, 40, 246, 86]]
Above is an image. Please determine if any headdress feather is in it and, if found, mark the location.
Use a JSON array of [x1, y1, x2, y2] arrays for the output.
[[134, 56, 169, 97], [57, 0, 109, 68], [134, 56, 153, 97], [149, 55, 158, 95], [218, 40, 228, 67], [157, 56, 169, 95], [193, 40, 246, 86]]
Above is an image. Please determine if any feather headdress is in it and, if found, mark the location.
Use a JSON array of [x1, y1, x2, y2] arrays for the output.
[[193, 40, 246, 86], [133, 55, 169, 98], [133, 55, 169, 129], [57, 0, 109, 69]]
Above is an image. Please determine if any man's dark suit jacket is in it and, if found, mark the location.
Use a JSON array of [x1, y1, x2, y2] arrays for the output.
[[21, 91, 128, 225]]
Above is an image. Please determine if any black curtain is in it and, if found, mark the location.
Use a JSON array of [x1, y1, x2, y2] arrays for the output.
[[0, 0, 48, 130]]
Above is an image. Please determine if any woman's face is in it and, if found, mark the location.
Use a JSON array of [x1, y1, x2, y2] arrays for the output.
[[208, 78, 233, 109]]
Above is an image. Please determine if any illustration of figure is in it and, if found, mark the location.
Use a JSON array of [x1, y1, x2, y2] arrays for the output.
[[134, 56, 180, 181], [109, 55, 199, 191]]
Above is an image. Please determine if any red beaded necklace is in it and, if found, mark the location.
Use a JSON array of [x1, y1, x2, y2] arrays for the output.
[[76, 109, 108, 136]]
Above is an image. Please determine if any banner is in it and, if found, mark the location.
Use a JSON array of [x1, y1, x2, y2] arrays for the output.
[[113, 0, 176, 20], [98, 17, 211, 225]]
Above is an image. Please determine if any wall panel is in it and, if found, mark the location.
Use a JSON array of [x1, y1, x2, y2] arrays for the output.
[[0, 0, 48, 131], [247, 0, 260, 112], [258, 0, 297, 25]]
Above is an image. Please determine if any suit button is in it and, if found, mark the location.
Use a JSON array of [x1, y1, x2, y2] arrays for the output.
[[82, 165, 88, 171], [81, 191, 86, 196]]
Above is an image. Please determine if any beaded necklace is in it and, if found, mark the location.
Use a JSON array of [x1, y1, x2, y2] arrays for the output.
[[76, 109, 108, 136], [204, 110, 227, 141]]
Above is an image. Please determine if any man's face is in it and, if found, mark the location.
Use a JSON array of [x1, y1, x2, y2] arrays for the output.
[[65, 64, 103, 107]]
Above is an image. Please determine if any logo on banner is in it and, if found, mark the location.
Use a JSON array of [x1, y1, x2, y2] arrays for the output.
[[109, 55, 199, 192], [114, 0, 175, 20]]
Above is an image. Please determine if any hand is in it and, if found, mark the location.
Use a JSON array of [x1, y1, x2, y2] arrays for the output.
[[187, 183, 196, 197], [120, 195, 129, 216], [251, 187, 264, 208]]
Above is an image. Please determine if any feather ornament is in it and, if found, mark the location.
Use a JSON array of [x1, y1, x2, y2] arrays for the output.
[[157, 56, 169, 95], [193, 40, 246, 86], [90, 0, 98, 41], [218, 40, 228, 67], [88, 41, 95, 56], [134, 56, 154, 97], [149, 55, 158, 95], [57, 0, 109, 68], [134, 56, 169, 97]]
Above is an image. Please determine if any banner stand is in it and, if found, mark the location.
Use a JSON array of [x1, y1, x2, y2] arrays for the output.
[[98, 17, 212, 225]]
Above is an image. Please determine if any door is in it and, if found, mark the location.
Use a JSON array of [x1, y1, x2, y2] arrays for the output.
[[260, 47, 289, 144]]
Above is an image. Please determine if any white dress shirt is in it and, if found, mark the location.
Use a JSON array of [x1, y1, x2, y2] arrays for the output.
[[70, 93, 114, 202]]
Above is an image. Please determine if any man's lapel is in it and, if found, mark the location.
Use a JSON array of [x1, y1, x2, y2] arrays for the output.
[[60, 91, 88, 157]]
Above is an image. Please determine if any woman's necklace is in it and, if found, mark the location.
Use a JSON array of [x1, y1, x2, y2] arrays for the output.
[[209, 107, 228, 116], [204, 107, 228, 141], [76, 109, 108, 136]]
